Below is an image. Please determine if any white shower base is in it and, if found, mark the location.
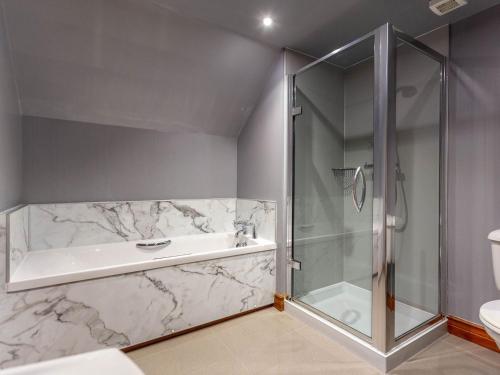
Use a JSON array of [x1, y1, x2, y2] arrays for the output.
[[286, 298, 447, 373], [297, 281, 435, 338]]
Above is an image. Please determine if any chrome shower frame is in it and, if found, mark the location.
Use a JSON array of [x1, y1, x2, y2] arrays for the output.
[[284, 23, 448, 353]]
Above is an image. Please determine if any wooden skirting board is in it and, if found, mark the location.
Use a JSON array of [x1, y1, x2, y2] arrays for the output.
[[274, 293, 286, 312], [448, 315, 500, 353]]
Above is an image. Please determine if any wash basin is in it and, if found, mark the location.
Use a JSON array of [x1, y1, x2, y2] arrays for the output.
[[0, 349, 144, 375]]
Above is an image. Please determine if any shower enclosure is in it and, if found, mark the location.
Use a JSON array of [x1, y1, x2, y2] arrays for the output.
[[286, 23, 446, 354]]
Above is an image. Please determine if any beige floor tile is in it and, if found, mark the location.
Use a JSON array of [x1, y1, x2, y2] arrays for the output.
[[391, 334, 500, 374], [183, 357, 251, 375], [260, 361, 380, 375], [221, 328, 377, 374], [399, 334, 469, 362], [390, 352, 500, 375], [132, 332, 235, 374], [132, 350, 181, 375], [215, 307, 306, 338], [127, 325, 217, 360], [128, 308, 500, 375], [293, 324, 368, 362], [467, 347, 500, 368]]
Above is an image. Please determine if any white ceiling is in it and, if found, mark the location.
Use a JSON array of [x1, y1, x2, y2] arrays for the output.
[[4, 0, 500, 137]]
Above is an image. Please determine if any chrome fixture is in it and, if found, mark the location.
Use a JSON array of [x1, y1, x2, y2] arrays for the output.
[[234, 220, 256, 247], [136, 239, 171, 250], [331, 166, 367, 212], [352, 166, 366, 213], [234, 228, 248, 247], [332, 167, 357, 191]]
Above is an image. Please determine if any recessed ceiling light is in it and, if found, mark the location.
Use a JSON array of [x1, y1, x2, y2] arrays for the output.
[[262, 16, 273, 27]]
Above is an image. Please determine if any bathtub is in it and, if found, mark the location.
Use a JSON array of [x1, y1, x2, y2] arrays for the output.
[[7, 232, 276, 292]]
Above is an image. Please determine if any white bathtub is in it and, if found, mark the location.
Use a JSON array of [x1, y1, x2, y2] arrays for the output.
[[7, 232, 276, 292]]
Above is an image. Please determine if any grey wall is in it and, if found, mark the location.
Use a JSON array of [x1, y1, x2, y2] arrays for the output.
[[448, 6, 500, 323], [236, 49, 315, 293], [23, 116, 237, 203], [4, 0, 284, 205], [0, 2, 22, 211], [236, 52, 286, 290], [3, 0, 279, 137], [237, 53, 284, 203]]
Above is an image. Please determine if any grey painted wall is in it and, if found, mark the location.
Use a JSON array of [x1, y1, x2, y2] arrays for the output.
[[236, 49, 315, 293], [23, 116, 237, 203], [3, 0, 279, 137], [0, 2, 22, 211], [237, 53, 284, 204], [448, 6, 500, 323], [236, 52, 286, 291]]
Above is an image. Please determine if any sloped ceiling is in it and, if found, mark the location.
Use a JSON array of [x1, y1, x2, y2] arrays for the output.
[[3, 0, 280, 136], [4, 0, 500, 137], [152, 0, 500, 57]]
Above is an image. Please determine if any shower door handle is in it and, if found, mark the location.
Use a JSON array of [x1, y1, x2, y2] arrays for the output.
[[352, 166, 366, 213]]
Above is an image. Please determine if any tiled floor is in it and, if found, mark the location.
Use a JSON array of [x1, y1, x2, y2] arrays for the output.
[[127, 308, 500, 374]]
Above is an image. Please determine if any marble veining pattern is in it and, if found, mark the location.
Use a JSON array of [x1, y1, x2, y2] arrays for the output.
[[0, 248, 275, 369], [29, 199, 236, 250], [236, 199, 276, 242], [0, 200, 277, 368], [0, 212, 6, 289], [7, 207, 29, 275]]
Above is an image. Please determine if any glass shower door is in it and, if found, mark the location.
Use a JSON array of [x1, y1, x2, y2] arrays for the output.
[[291, 36, 375, 338], [288, 24, 446, 352], [392, 34, 444, 339]]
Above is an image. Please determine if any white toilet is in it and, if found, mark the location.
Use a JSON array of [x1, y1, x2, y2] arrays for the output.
[[479, 230, 500, 347]]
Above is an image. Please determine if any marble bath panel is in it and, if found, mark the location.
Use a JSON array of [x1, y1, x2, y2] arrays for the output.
[[0, 211, 6, 288], [29, 199, 236, 250], [6, 206, 29, 274], [236, 199, 276, 242], [0, 249, 275, 369]]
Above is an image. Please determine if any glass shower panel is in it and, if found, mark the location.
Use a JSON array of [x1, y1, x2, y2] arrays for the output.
[[292, 36, 375, 337], [393, 40, 441, 338]]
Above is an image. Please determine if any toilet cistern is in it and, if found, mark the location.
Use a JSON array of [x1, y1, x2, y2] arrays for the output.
[[478, 229, 500, 348]]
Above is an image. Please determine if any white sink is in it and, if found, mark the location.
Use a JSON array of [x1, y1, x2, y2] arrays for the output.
[[0, 349, 144, 375]]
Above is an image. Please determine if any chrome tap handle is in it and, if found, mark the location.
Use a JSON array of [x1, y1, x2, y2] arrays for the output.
[[234, 220, 257, 239], [136, 239, 171, 250]]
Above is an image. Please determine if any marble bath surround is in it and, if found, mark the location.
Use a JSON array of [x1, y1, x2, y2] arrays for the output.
[[27, 199, 237, 251], [7, 198, 276, 274], [0, 198, 277, 369]]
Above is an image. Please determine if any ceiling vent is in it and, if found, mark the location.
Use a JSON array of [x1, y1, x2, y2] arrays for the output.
[[429, 0, 468, 16]]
